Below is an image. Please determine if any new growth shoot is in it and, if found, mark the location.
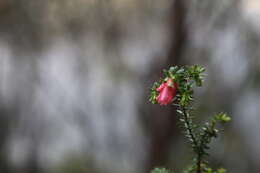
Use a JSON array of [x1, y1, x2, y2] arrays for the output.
[[149, 65, 231, 173]]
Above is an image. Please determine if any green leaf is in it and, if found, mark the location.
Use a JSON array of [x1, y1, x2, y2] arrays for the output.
[[169, 66, 178, 72], [151, 168, 173, 173], [176, 68, 185, 74], [177, 109, 184, 115], [216, 168, 226, 173], [215, 113, 231, 123]]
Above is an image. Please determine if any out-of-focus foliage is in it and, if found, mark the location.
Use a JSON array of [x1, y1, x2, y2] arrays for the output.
[[151, 168, 173, 173]]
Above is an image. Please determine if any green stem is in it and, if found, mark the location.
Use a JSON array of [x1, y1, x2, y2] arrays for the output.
[[181, 107, 198, 150], [181, 106, 201, 173], [197, 153, 201, 173]]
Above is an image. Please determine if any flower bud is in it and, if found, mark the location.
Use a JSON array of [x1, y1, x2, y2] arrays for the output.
[[156, 79, 177, 105]]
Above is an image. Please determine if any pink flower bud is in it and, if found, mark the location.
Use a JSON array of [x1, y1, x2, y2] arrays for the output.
[[156, 79, 177, 105]]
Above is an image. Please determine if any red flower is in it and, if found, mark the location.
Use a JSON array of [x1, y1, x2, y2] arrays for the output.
[[156, 79, 177, 105]]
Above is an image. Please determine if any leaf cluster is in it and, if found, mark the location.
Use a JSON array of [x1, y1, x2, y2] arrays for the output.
[[203, 167, 226, 173], [151, 168, 173, 173], [149, 65, 205, 106], [149, 81, 161, 104], [178, 165, 226, 173], [198, 113, 231, 158], [169, 65, 205, 107]]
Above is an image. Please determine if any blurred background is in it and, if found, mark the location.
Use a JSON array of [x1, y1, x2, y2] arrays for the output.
[[0, 0, 260, 173]]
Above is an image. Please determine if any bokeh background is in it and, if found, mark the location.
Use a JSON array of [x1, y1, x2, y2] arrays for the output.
[[0, 0, 260, 173]]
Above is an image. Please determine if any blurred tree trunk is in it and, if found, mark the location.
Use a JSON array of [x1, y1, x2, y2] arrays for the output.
[[0, 105, 12, 173], [144, 0, 188, 172], [23, 144, 41, 173]]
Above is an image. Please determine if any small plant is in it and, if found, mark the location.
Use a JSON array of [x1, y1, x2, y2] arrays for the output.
[[149, 65, 231, 173]]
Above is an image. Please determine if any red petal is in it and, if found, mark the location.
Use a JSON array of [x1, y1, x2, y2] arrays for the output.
[[156, 83, 167, 92]]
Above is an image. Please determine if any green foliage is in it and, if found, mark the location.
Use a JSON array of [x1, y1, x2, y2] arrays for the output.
[[200, 166, 226, 173], [149, 81, 161, 104], [214, 113, 231, 123], [149, 65, 230, 173], [216, 168, 226, 173], [149, 65, 205, 106], [151, 168, 173, 173], [183, 165, 196, 173], [198, 113, 231, 159]]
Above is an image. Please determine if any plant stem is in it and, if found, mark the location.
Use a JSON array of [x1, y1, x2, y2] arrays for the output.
[[181, 106, 201, 173], [197, 153, 201, 173], [181, 107, 198, 150]]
